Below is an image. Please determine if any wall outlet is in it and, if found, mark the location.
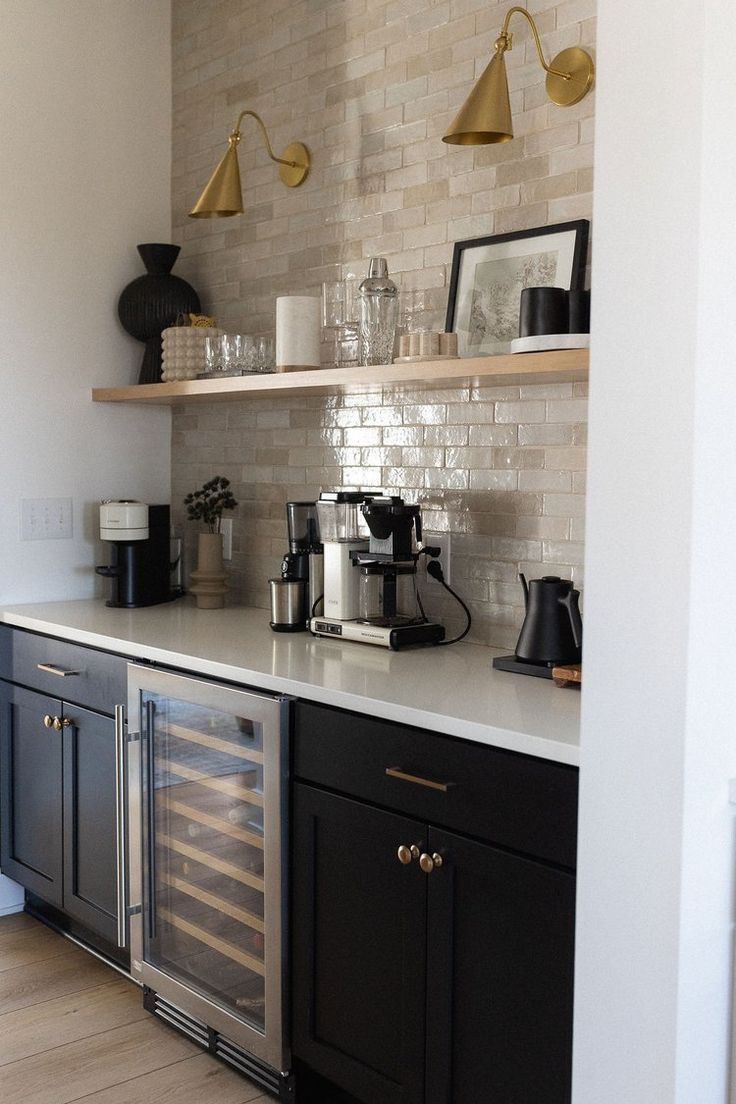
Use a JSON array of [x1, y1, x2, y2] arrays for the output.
[[20, 498, 73, 541], [221, 518, 233, 560], [424, 531, 451, 587]]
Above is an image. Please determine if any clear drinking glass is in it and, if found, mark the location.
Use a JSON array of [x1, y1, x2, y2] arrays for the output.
[[203, 334, 220, 376], [322, 281, 346, 330], [401, 288, 430, 334], [240, 333, 258, 373], [225, 333, 242, 374], [255, 335, 275, 373], [322, 281, 345, 369], [322, 278, 361, 368]]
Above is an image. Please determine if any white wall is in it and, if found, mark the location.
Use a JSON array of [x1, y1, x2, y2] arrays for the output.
[[0, 1, 172, 910], [0, 0, 172, 608], [574, 0, 736, 1098]]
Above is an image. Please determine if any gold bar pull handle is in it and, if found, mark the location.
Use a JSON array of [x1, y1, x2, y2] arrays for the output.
[[385, 766, 453, 793]]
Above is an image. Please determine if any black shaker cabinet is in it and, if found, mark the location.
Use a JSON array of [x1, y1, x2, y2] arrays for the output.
[[0, 626, 128, 955], [291, 701, 578, 1104]]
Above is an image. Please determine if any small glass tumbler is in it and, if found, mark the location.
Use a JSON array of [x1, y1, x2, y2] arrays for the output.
[[255, 335, 275, 373], [204, 333, 232, 375], [322, 280, 346, 369], [401, 288, 430, 335], [238, 335, 257, 374]]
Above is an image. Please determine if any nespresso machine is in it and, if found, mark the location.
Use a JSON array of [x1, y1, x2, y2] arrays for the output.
[[269, 501, 323, 631], [95, 501, 181, 608], [310, 493, 445, 650]]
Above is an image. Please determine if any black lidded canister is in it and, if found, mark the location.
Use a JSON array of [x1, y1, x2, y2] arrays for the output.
[[519, 286, 569, 338]]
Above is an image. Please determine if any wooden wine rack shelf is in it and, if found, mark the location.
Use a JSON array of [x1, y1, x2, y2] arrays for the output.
[[159, 907, 265, 975], [167, 722, 264, 764], [159, 832, 265, 891], [92, 348, 589, 405], [160, 756, 263, 805], [161, 872, 265, 933], [166, 797, 264, 849]]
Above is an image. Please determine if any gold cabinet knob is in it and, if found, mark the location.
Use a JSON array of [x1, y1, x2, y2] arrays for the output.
[[43, 714, 54, 728], [397, 844, 422, 865], [52, 716, 72, 731], [419, 852, 444, 874]]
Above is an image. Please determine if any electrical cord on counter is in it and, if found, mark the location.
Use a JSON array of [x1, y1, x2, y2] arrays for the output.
[[426, 560, 472, 646], [311, 594, 323, 618]]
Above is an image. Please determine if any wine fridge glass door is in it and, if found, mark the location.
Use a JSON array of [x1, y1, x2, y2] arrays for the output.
[[127, 664, 288, 1073]]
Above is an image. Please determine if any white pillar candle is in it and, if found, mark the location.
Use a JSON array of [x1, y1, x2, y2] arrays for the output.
[[276, 296, 321, 371]]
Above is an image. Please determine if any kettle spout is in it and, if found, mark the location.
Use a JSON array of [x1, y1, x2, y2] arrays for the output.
[[519, 572, 529, 610]]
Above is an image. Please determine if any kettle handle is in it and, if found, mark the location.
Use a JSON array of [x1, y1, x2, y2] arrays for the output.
[[559, 588, 583, 649], [519, 572, 529, 609]]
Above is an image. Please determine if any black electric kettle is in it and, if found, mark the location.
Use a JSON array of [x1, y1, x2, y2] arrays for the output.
[[515, 574, 582, 666]]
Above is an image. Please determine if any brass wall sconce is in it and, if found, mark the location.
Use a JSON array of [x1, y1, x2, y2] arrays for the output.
[[189, 110, 311, 218], [442, 6, 594, 145]]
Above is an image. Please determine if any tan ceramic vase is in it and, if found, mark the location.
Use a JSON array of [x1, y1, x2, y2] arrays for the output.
[[189, 532, 228, 609]]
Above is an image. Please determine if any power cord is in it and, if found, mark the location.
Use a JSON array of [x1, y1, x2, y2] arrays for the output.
[[426, 560, 472, 646]]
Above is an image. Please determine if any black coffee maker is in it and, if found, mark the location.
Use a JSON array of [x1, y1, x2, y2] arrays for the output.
[[493, 574, 582, 679], [96, 501, 180, 608]]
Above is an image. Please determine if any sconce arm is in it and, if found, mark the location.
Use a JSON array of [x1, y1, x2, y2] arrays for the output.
[[231, 110, 302, 168], [497, 6, 572, 82]]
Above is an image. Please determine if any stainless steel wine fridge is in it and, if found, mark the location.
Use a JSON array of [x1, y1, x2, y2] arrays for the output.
[[127, 665, 292, 1098]]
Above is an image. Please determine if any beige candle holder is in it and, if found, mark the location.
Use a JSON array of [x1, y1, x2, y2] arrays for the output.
[[395, 331, 459, 362]]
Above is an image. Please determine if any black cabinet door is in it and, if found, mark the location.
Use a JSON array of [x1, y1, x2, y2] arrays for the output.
[[62, 704, 118, 944], [0, 682, 63, 906], [292, 784, 427, 1104], [425, 828, 575, 1104]]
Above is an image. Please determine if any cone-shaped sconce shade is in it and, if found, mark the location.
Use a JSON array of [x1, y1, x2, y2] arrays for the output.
[[443, 49, 513, 145], [190, 139, 243, 218]]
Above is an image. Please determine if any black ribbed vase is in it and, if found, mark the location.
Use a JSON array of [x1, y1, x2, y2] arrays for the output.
[[117, 244, 201, 384]]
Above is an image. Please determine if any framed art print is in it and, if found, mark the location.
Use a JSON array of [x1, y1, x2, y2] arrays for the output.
[[445, 220, 589, 357]]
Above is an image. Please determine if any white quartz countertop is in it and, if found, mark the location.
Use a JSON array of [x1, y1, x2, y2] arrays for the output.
[[0, 600, 580, 766]]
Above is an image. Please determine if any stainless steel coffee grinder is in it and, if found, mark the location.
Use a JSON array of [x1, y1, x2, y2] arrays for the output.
[[269, 501, 323, 632]]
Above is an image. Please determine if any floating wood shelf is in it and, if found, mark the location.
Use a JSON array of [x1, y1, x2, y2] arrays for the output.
[[92, 348, 589, 405]]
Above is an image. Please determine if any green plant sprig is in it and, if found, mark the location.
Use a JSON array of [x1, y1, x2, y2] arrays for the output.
[[184, 476, 238, 534]]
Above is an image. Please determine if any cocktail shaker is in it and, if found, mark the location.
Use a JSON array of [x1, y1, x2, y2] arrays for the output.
[[359, 257, 398, 366]]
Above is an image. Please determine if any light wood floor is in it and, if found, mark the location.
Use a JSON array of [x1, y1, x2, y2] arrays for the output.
[[0, 913, 272, 1104]]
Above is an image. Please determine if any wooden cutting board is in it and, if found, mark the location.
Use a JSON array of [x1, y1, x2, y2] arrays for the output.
[[552, 663, 582, 687]]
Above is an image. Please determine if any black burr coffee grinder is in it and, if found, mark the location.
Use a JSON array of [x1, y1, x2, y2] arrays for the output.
[[271, 502, 323, 632]]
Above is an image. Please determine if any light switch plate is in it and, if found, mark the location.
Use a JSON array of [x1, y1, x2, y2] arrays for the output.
[[21, 498, 73, 541]]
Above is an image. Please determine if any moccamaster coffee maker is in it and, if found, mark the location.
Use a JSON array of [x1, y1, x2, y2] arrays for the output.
[[96, 501, 181, 608], [310, 492, 445, 649]]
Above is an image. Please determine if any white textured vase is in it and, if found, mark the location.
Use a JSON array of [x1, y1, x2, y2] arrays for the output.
[[189, 532, 228, 609]]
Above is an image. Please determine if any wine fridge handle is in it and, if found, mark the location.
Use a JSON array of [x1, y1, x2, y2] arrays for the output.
[[145, 699, 157, 942], [114, 705, 127, 949]]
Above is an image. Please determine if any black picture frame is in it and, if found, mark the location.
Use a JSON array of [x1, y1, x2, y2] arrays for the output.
[[445, 219, 589, 357]]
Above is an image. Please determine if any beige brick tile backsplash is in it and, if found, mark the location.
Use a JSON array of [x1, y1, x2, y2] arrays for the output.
[[171, 0, 594, 647]]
